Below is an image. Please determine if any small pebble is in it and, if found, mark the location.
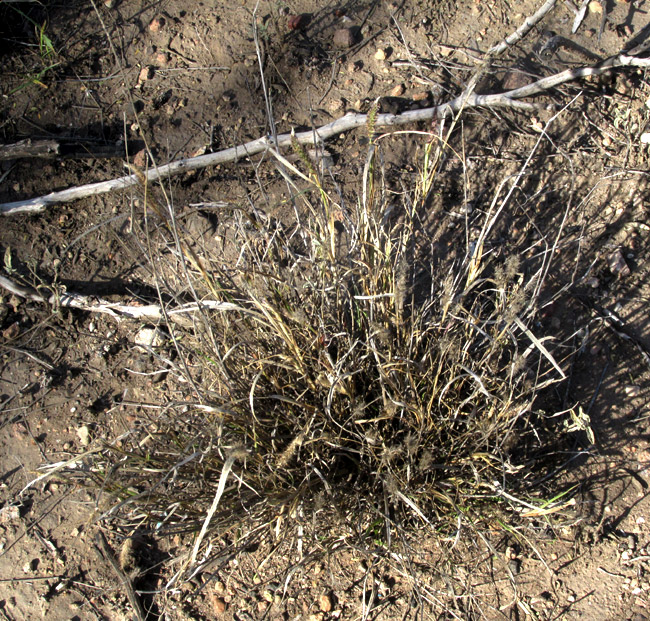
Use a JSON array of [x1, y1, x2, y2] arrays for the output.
[[412, 91, 430, 102], [374, 48, 386, 61], [625, 385, 641, 397], [149, 16, 165, 32], [138, 66, 154, 82], [319, 593, 333, 612], [77, 425, 90, 446], [133, 149, 147, 169], [390, 83, 405, 97], [608, 249, 630, 277], [588, 0, 603, 14], [212, 595, 226, 615]]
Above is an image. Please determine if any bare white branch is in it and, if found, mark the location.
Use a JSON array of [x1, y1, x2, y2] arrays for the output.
[[2, 50, 648, 216]]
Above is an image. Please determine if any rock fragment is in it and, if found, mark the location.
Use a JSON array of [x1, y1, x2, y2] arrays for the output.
[[333, 27, 360, 48], [212, 595, 226, 615], [77, 425, 91, 446], [138, 66, 155, 83]]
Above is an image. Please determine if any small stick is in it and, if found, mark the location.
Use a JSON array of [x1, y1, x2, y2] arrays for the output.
[[2, 51, 649, 216], [0, 273, 243, 324], [0, 138, 127, 161], [94, 531, 147, 621]]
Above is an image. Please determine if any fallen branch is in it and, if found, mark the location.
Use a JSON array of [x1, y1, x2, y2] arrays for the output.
[[0, 138, 129, 161], [2, 51, 649, 216], [0, 273, 239, 324]]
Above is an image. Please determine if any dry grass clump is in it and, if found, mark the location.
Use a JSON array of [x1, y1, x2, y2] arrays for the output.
[[62, 119, 567, 581]]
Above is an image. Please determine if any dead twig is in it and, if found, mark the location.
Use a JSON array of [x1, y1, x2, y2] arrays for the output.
[[2, 49, 649, 216], [0, 138, 128, 161], [0, 273, 239, 324]]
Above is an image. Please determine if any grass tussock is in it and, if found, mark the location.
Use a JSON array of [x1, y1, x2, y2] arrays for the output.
[[63, 121, 568, 581]]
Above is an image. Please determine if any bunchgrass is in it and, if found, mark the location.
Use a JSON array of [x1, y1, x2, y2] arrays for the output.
[[52, 117, 570, 589]]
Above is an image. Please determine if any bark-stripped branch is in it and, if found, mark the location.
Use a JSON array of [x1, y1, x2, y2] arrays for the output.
[[1, 51, 649, 216], [0, 274, 238, 324]]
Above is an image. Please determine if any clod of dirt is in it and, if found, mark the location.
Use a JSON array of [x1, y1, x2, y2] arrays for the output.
[[608, 248, 631, 277], [287, 14, 310, 31], [319, 592, 333, 612], [327, 98, 345, 114], [212, 595, 226, 615], [0, 505, 20, 524], [2, 322, 19, 341], [125, 100, 144, 116], [333, 27, 360, 48], [149, 16, 166, 32], [221, 90, 236, 103], [155, 52, 170, 66]]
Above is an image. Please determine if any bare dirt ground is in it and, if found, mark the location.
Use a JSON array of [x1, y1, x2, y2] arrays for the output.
[[1, 0, 650, 619]]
